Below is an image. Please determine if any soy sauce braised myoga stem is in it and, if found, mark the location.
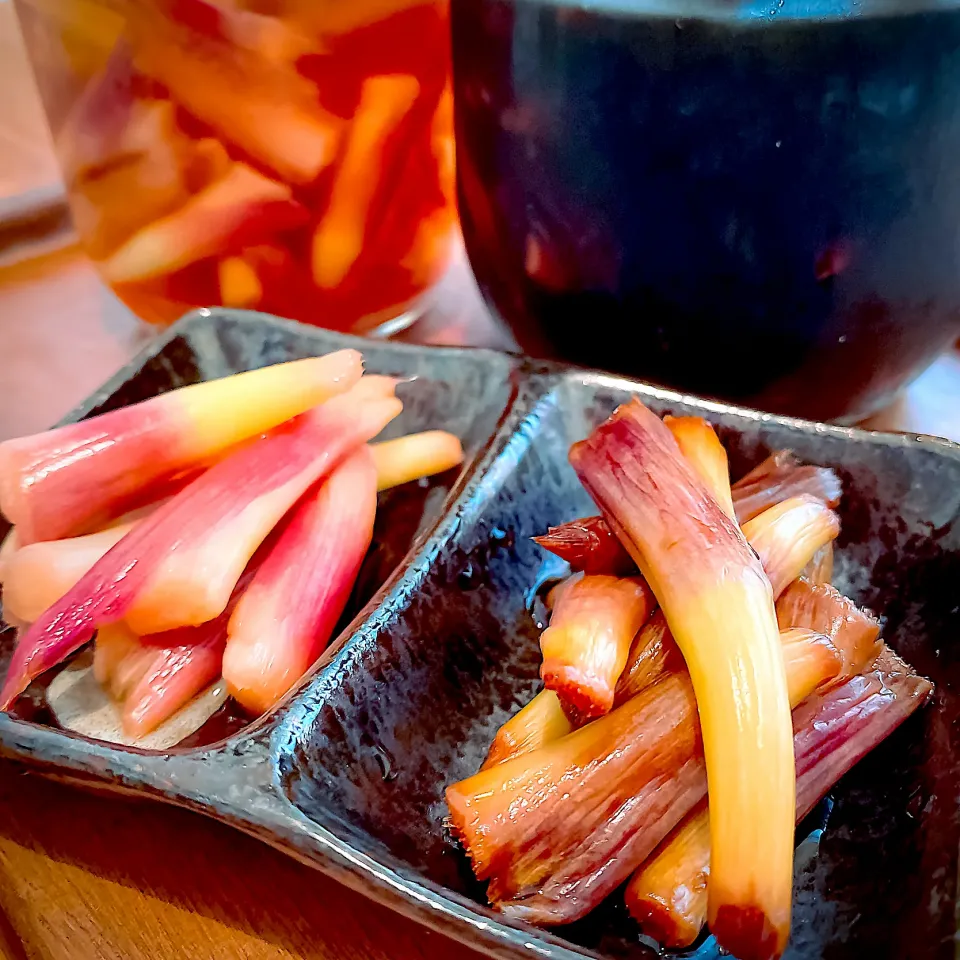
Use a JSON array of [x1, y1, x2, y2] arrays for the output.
[[740, 496, 840, 598], [803, 542, 834, 584], [532, 515, 634, 576], [445, 626, 841, 927], [481, 689, 572, 769], [538, 574, 653, 722], [623, 600, 885, 947], [456, 400, 931, 951], [614, 494, 840, 705], [534, 450, 842, 576], [569, 399, 795, 960], [776, 578, 882, 684], [662, 415, 736, 519], [613, 608, 682, 706], [625, 646, 933, 947], [731, 450, 843, 525], [533, 413, 735, 571]]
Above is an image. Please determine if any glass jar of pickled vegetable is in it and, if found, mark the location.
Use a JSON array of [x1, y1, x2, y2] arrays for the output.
[[14, 0, 456, 331]]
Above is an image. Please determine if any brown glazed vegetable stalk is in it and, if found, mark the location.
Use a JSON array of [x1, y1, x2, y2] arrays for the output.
[[613, 609, 684, 705], [534, 451, 842, 575], [776, 578, 882, 683], [446, 627, 840, 927], [615, 494, 840, 706], [662, 416, 736, 518], [731, 450, 842, 524], [625, 646, 933, 947], [624, 593, 882, 946], [531, 415, 734, 574], [569, 399, 795, 960], [481, 690, 572, 769], [803, 542, 834, 584], [740, 496, 840, 597], [533, 515, 636, 576], [525, 419, 733, 730], [538, 574, 653, 721]]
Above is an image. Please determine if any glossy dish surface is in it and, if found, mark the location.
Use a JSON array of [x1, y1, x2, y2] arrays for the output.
[[0, 308, 957, 960]]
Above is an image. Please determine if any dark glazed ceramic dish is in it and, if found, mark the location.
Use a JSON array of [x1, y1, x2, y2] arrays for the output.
[[0, 308, 958, 960]]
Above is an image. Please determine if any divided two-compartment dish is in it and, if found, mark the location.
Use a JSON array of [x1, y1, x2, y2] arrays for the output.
[[1, 308, 959, 960]]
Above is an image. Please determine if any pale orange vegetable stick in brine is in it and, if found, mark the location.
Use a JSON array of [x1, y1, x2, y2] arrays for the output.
[[95, 623, 163, 703], [124, 637, 224, 737], [0, 528, 18, 583], [131, 16, 340, 184], [0, 351, 362, 545], [3, 521, 137, 626], [312, 75, 420, 289], [218, 255, 264, 309], [94, 623, 147, 693], [100, 163, 309, 284]]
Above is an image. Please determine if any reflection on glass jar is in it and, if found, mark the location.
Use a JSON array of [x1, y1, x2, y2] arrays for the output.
[[452, 0, 960, 422], [15, 0, 456, 331]]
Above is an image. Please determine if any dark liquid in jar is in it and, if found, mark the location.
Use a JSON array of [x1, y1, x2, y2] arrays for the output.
[[452, 0, 960, 421]]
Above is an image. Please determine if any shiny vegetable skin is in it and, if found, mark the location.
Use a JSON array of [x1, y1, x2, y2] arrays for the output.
[[570, 399, 795, 960], [223, 446, 378, 714], [535, 451, 842, 575], [124, 629, 226, 737], [2, 521, 134, 625], [615, 495, 840, 705], [446, 627, 840, 926], [0, 351, 362, 544], [663, 416, 735, 519], [776, 578, 882, 688], [532, 415, 733, 573], [731, 450, 842, 524], [625, 646, 932, 947], [532, 516, 635, 576], [312, 75, 420, 289], [538, 574, 653, 721], [740, 496, 840, 597], [370, 431, 464, 491], [0, 390, 399, 709]]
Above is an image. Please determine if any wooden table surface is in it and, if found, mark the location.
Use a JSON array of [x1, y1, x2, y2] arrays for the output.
[[2, 8, 960, 960]]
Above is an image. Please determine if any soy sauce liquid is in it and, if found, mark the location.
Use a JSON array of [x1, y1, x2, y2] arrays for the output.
[[452, 0, 960, 421]]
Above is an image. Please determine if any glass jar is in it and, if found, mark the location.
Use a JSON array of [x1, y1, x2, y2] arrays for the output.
[[15, 0, 456, 331]]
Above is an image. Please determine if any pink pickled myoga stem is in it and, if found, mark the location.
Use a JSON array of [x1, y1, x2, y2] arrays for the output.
[[0, 389, 400, 709], [0, 350, 363, 545], [223, 445, 379, 714]]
